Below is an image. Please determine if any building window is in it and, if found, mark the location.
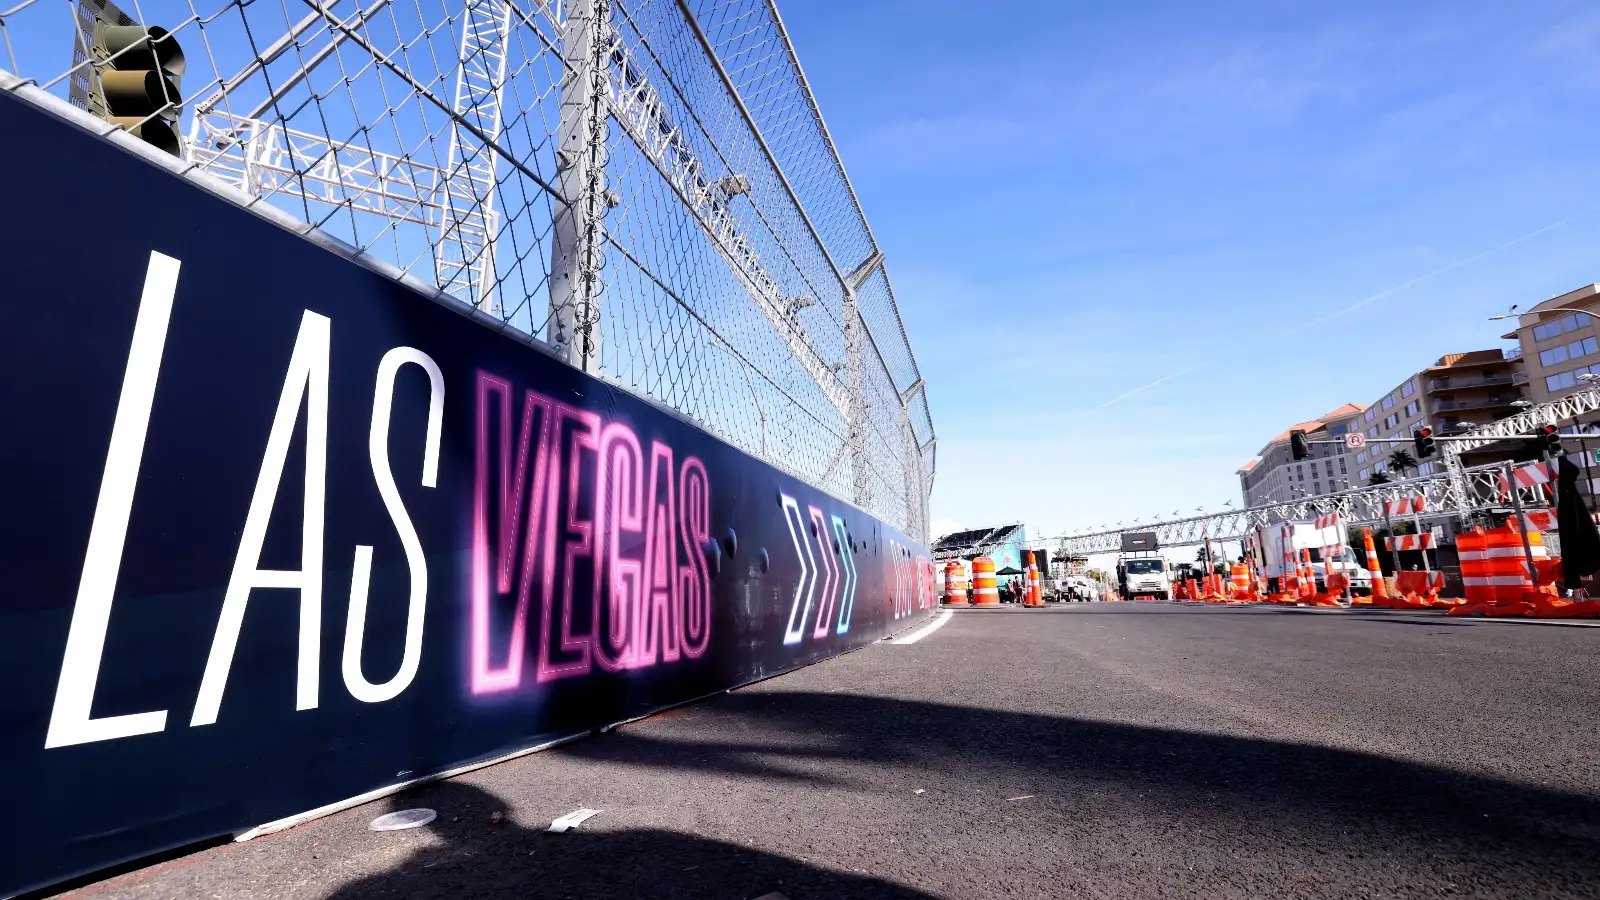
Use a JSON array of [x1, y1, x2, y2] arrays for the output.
[[1548, 370, 1578, 392], [1359, 468, 1370, 480], [1374, 461, 1387, 473], [1401, 378, 1417, 398], [1365, 408, 1377, 423], [1541, 345, 1569, 366], [1573, 337, 1600, 360], [1296, 465, 1304, 481], [1309, 461, 1318, 477], [1339, 458, 1347, 474], [1368, 425, 1379, 438], [1385, 413, 1399, 429], [1356, 451, 1367, 463], [1382, 394, 1396, 410], [1404, 400, 1420, 417], [1534, 311, 1594, 341]]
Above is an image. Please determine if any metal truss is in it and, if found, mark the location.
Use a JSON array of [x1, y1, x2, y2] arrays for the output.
[[1050, 387, 1600, 557], [435, 0, 512, 312], [189, 113, 471, 232]]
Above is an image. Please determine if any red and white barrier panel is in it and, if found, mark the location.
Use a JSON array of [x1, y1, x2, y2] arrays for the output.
[[1384, 533, 1436, 551], [1516, 510, 1558, 531], [1499, 462, 1554, 498], [1384, 497, 1425, 517], [1315, 513, 1344, 557]]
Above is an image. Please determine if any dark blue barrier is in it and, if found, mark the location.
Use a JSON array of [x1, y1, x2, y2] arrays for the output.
[[0, 89, 935, 897]]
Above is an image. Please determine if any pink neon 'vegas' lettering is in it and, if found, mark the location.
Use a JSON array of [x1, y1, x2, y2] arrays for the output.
[[592, 423, 644, 672], [639, 442, 681, 666], [470, 370, 719, 692], [537, 406, 601, 682], [470, 376, 557, 694], [678, 456, 711, 659]]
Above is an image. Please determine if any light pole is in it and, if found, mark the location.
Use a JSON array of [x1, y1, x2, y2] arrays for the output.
[[1488, 305, 1598, 322]]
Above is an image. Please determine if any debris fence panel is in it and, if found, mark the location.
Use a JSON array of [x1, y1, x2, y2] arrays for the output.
[[0, 0, 933, 538]]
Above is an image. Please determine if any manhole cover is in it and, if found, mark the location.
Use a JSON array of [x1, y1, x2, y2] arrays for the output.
[[369, 808, 437, 831]]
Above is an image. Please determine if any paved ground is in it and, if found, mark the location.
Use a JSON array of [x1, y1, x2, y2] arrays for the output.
[[45, 605, 1600, 900]]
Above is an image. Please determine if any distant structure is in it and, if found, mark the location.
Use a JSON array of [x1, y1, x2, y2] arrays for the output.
[[1237, 403, 1367, 507], [932, 524, 1029, 574]]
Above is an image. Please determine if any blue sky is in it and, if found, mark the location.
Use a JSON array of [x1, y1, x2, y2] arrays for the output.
[[781, 0, 1600, 542]]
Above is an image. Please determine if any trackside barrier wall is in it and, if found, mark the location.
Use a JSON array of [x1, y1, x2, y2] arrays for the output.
[[0, 90, 936, 897]]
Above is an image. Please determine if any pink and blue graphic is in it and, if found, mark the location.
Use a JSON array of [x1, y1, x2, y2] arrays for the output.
[[471, 372, 711, 694]]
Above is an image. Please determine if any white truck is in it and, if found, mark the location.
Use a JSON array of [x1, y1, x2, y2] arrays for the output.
[[1261, 520, 1371, 595], [1117, 556, 1171, 600]]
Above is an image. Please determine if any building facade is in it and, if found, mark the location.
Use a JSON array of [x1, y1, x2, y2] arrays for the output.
[[1238, 403, 1366, 507], [1240, 349, 1530, 508], [1503, 284, 1600, 404], [1348, 351, 1527, 480]]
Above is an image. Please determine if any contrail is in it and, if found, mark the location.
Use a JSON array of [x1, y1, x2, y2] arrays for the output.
[[1092, 203, 1599, 411]]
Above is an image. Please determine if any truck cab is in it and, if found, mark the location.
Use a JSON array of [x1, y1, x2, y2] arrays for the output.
[[1118, 556, 1171, 601]]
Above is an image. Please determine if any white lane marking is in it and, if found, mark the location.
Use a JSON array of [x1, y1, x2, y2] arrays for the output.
[[892, 610, 954, 645]]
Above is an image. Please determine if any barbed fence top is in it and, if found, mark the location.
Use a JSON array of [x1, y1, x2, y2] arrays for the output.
[[1, 0, 934, 540]]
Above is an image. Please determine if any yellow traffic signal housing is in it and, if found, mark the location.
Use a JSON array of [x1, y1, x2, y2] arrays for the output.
[[69, 0, 184, 155]]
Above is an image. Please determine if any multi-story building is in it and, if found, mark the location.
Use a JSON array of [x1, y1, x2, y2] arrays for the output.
[[1500, 284, 1600, 496], [1349, 351, 1527, 479], [1502, 284, 1600, 404], [1240, 350, 1530, 508], [1238, 403, 1366, 507]]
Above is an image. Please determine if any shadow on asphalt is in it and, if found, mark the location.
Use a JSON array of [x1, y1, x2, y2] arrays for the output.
[[549, 691, 1600, 889], [323, 780, 936, 900]]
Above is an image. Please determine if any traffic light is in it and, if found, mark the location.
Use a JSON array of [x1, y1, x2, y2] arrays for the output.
[[88, 19, 185, 155], [1539, 423, 1562, 456], [1289, 429, 1309, 461], [1414, 426, 1436, 459]]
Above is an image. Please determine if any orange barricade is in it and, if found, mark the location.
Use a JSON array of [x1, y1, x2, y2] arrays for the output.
[[1024, 552, 1043, 606], [1228, 564, 1252, 601], [1391, 570, 1444, 609], [970, 557, 999, 606], [1306, 571, 1346, 607], [943, 560, 969, 607], [1458, 525, 1544, 605], [1443, 525, 1598, 618], [1359, 528, 1387, 607]]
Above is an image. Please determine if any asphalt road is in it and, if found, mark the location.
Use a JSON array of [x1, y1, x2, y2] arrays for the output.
[[45, 605, 1600, 900]]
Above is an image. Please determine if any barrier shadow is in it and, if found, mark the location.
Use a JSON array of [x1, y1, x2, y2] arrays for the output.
[[322, 781, 936, 900], [556, 690, 1600, 888]]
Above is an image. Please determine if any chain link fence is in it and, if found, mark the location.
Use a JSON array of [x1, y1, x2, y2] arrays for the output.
[[1, 0, 934, 540]]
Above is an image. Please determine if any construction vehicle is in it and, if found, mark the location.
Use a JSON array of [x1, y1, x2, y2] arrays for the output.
[[1116, 531, 1170, 600], [1261, 521, 1372, 595]]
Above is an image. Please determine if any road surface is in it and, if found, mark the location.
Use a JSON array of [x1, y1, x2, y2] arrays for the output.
[[43, 605, 1600, 899]]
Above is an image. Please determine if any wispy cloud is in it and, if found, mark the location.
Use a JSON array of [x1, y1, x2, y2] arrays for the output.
[[1087, 201, 1599, 410]]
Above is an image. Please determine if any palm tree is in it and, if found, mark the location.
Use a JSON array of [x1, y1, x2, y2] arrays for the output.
[[1387, 448, 1418, 479], [1368, 471, 1393, 485]]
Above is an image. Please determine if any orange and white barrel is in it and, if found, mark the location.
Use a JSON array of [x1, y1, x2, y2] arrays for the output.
[[943, 560, 969, 606], [1458, 523, 1547, 604], [1361, 528, 1388, 602], [1228, 563, 1251, 599], [971, 556, 999, 606], [1025, 552, 1042, 606]]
